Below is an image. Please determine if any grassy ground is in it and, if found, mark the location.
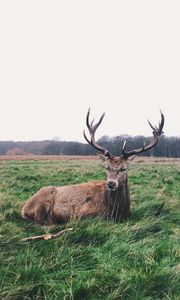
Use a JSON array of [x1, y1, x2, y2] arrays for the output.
[[0, 158, 180, 300]]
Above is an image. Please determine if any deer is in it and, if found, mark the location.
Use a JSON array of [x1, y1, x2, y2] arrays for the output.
[[21, 109, 164, 225]]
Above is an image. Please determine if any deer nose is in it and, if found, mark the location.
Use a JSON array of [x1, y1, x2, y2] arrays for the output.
[[107, 181, 117, 191]]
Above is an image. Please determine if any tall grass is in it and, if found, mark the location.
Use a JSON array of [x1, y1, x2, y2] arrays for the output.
[[0, 159, 180, 299]]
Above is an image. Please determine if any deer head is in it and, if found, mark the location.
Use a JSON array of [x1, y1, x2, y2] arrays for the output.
[[84, 108, 164, 192]]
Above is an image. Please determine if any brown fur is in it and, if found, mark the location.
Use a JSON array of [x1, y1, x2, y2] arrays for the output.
[[21, 157, 131, 225]]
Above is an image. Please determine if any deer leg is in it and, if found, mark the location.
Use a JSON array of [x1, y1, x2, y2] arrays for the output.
[[34, 203, 50, 225], [34, 201, 56, 225]]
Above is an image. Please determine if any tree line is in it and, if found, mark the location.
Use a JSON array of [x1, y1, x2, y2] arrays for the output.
[[0, 135, 180, 157]]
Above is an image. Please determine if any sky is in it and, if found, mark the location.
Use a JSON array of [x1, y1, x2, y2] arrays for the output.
[[0, 1, 180, 142]]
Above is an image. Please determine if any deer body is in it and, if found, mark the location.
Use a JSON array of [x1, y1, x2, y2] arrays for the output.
[[22, 158, 131, 224], [21, 109, 164, 225]]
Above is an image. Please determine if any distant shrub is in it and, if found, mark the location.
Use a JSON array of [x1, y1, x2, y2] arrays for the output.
[[6, 147, 29, 155]]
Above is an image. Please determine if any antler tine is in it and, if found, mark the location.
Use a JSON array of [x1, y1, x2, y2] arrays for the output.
[[148, 119, 156, 131], [86, 108, 91, 131], [83, 109, 114, 159], [122, 111, 165, 159], [159, 110, 164, 133], [121, 140, 127, 156]]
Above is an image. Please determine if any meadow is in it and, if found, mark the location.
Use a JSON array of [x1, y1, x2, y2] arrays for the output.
[[0, 157, 180, 300]]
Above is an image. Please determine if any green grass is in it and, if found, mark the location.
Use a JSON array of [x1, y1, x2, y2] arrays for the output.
[[0, 159, 180, 300]]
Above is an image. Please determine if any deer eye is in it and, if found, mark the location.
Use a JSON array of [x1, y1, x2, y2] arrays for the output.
[[105, 166, 110, 171], [119, 168, 126, 173]]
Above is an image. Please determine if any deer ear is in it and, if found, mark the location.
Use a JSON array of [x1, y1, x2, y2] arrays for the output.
[[99, 154, 108, 162]]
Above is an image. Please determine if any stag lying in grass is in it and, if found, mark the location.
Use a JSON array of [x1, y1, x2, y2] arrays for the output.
[[21, 109, 164, 224]]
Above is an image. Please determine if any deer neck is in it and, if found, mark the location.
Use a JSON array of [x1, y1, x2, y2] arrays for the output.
[[105, 177, 130, 221]]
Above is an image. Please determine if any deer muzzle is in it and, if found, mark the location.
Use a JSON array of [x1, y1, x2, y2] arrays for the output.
[[106, 180, 118, 191]]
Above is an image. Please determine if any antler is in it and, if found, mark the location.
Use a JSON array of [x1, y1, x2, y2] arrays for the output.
[[122, 110, 165, 159], [83, 108, 114, 159]]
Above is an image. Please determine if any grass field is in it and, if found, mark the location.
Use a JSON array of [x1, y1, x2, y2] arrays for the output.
[[0, 157, 180, 300]]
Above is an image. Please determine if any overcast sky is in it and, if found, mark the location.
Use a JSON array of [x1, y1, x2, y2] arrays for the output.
[[0, 1, 179, 142]]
